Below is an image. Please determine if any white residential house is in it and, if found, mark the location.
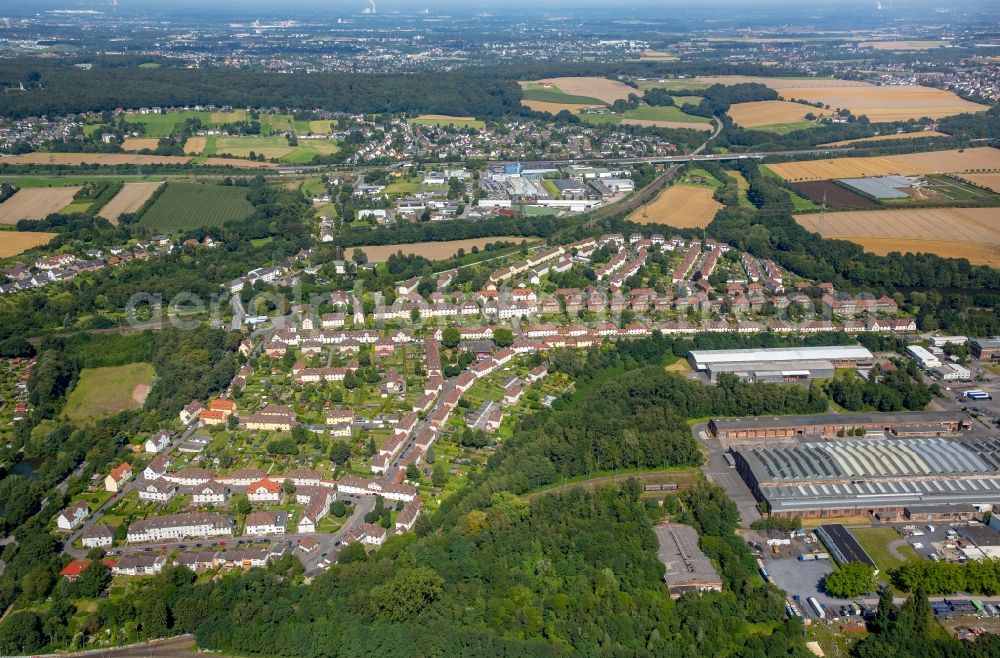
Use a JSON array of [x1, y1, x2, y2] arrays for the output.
[[81, 524, 114, 548], [192, 480, 230, 505], [138, 480, 177, 503], [56, 501, 89, 531], [245, 511, 288, 536], [144, 430, 172, 453]]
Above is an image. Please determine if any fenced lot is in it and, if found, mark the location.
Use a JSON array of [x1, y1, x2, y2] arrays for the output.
[[138, 183, 254, 231]]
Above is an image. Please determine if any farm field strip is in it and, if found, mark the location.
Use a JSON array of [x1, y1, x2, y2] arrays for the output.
[[727, 100, 830, 128], [794, 207, 1000, 267], [407, 115, 486, 129], [765, 147, 1000, 181], [121, 138, 161, 151], [348, 237, 533, 263], [958, 174, 1000, 193], [692, 75, 988, 121], [819, 131, 949, 146], [97, 182, 164, 224], [533, 77, 637, 104], [183, 137, 207, 154], [0, 187, 82, 223], [627, 185, 723, 228], [0, 231, 58, 257], [521, 100, 603, 114]]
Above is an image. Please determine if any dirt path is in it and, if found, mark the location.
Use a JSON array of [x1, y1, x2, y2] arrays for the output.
[[521, 470, 696, 501], [887, 538, 912, 562]]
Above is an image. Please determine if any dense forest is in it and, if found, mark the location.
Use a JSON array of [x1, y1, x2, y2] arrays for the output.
[[0, 59, 803, 120]]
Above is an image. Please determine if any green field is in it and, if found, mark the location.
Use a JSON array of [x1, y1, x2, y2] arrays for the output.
[[520, 84, 606, 106], [138, 183, 254, 231], [580, 104, 711, 126], [407, 115, 487, 129], [64, 363, 155, 421], [672, 95, 704, 105], [2, 175, 166, 188], [637, 79, 710, 92], [851, 527, 920, 574], [60, 200, 93, 214], [205, 135, 339, 164], [125, 110, 248, 137], [753, 121, 821, 135]]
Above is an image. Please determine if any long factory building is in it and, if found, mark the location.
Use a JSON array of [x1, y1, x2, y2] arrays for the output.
[[709, 411, 970, 441], [732, 436, 1000, 519], [688, 345, 874, 382]]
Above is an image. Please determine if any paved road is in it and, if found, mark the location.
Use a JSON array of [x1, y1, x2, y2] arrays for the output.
[[692, 422, 761, 526]]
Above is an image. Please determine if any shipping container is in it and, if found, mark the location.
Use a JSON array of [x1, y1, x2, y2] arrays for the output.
[[808, 597, 825, 619]]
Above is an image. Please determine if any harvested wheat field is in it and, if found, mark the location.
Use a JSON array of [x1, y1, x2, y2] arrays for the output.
[[621, 118, 714, 131], [795, 207, 1000, 267], [4, 152, 190, 166], [98, 182, 164, 224], [522, 100, 603, 114], [766, 147, 1000, 182], [0, 187, 82, 223], [0, 231, 58, 257], [819, 131, 948, 147], [694, 76, 987, 121], [728, 100, 830, 127], [537, 77, 637, 104], [868, 40, 950, 50], [348, 237, 533, 263], [638, 50, 678, 61], [628, 185, 723, 228], [958, 174, 1000, 193], [121, 138, 160, 151], [183, 137, 207, 154]]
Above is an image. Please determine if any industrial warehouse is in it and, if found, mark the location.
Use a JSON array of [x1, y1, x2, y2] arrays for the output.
[[732, 436, 1000, 519], [709, 411, 970, 441], [687, 345, 874, 382]]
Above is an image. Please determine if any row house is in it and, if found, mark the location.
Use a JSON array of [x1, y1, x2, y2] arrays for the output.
[[297, 488, 335, 533], [113, 554, 166, 577], [143, 454, 172, 480], [192, 480, 229, 505], [244, 403, 296, 431], [127, 513, 234, 543], [247, 478, 283, 504], [672, 244, 702, 283], [245, 511, 288, 536], [336, 475, 418, 502], [105, 462, 133, 493], [343, 522, 387, 547], [395, 498, 423, 532], [82, 525, 114, 548], [223, 468, 267, 487], [138, 480, 177, 502], [163, 468, 213, 487]]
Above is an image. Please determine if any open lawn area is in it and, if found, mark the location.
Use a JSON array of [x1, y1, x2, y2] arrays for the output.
[[124, 110, 247, 137], [207, 136, 340, 164], [407, 115, 486, 129], [580, 104, 712, 130], [138, 182, 254, 232], [64, 363, 155, 421], [851, 526, 920, 574]]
